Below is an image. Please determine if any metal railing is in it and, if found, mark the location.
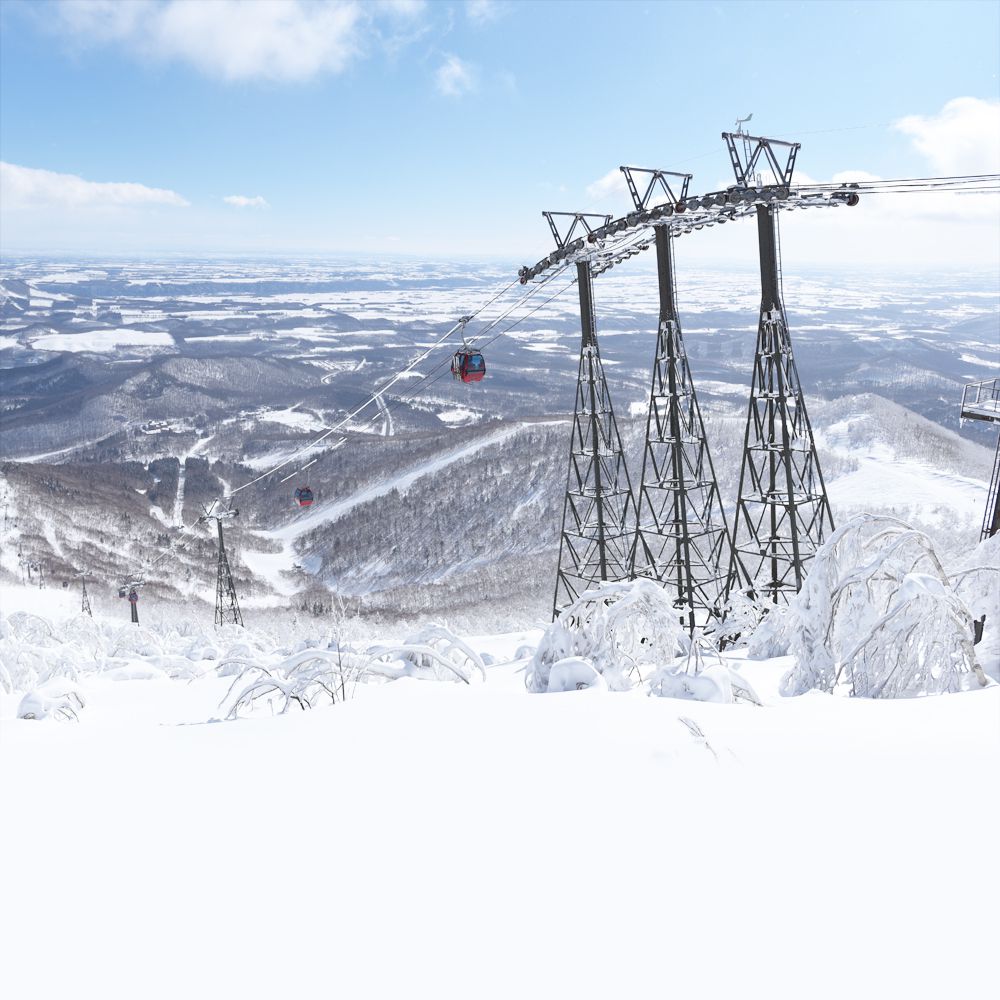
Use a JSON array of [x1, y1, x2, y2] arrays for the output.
[[961, 378, 1000, 422]]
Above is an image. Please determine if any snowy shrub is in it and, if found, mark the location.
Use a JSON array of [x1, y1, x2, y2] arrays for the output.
[[780, 515, 989, 698], [222, 625, 485, 718], [222, 647, 372, 718], [17, 682, 86, 722], [746, 605, 795, 660], [949, 533, 1000, 683], [545, 657, 606, 693], [714, 588, 772, 649], [369, 625, 487, 684], [649, 639, 761, 705], [526, 579, 689, 693]]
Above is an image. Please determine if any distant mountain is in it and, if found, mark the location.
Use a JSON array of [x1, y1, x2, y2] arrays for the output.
[[1, 258, 996, 628]]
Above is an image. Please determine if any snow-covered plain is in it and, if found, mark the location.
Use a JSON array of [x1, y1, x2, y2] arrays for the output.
[[1, 583, 997, 1000]]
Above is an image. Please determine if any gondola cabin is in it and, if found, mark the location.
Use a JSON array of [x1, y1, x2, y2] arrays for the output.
[[452, 350, 486, 384], [294, 486, 314, 508]]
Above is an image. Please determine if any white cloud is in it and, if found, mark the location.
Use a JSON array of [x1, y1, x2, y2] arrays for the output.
[[52, 0, 377, 83], [223, 194, 269, 208], [586, 168, 627, 201], [894, 97, 1000, 176], [435, 54, 475, 97], [375, 0, 426, 16], [0, 161, 189, 209], [466, 0, 505, 24]]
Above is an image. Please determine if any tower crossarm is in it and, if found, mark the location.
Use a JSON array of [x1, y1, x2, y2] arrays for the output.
[[520, 185, 858, 285], [721, 132, 800, 188], [619, 166, 692, 211], [542, 211, 612, 249]]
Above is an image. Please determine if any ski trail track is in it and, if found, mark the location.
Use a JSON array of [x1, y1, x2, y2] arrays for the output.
[[244, 420, 565, 595], [173, 436, 213, 526]]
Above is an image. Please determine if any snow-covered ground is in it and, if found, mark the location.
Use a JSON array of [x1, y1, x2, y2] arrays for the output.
[[29, 328, 175, 353], [1, 588, 997, 1000]]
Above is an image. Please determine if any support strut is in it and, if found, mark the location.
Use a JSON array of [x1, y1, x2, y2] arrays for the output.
[[214, 515, 244, 627], [553, 260, 638, 617], [630, 226, 742, 631], [727, 204, 834, 604]]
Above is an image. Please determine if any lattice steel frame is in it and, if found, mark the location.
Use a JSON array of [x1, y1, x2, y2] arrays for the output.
[[623, 165, 743, 631], [201, 503, 244, 627], [553, 253, 639, 617], [726, 197, 834, 603]]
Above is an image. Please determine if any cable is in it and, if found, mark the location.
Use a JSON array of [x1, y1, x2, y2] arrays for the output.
[[133, 270, 571, 578]]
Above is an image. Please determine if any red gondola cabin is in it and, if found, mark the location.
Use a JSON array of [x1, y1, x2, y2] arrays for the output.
[[452, 350, 486, 384], [294, 487, 314, 507]]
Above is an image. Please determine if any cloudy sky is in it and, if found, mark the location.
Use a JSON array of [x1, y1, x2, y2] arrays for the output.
[[1, 0, 998, 267]]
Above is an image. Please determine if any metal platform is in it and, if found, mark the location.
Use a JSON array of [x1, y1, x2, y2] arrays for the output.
[[960, 378, 1000, 423]]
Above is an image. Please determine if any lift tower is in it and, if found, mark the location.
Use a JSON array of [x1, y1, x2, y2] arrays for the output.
[[546, 212, 639, 617], [721, 132, 834, 604], [960, 378, 1000, 540], [200, 501, 244, 627], [77, 571, 93, 617], [621, 167, 742, 632]]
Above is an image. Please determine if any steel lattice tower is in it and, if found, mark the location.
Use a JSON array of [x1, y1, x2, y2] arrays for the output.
[[80, 575, 92, 617], [214, 516, 244, 627], [201, 503, 244, 627], [552, 247, 639, 617], [621, 168, 742, 632], [722, 132, 834, 603]]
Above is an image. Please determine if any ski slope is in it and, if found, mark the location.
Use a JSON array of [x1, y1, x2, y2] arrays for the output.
[[242, 422, 545, 595]]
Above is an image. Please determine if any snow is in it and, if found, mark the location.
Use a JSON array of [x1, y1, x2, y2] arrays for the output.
[[0, 597, 997, 999], [256, 405, 327, 433], [0, 335, 20, 350], [268, 423, 528, 545], [823, 417, 988, 524], [30, 328, 175, 353], [437, 406, 479, 426]]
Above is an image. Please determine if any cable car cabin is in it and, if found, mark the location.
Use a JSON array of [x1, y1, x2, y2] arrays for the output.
[[452, 350, 486, 384], [294, 487, 314, 508]]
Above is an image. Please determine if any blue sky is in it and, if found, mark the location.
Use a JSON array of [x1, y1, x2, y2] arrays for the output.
[[1, 0, 998, 266]]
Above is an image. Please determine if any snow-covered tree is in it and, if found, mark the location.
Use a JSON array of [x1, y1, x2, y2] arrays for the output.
[[780, 515, 989, 698], [526, 579, 688, 693], [648, 638, 761, 705]]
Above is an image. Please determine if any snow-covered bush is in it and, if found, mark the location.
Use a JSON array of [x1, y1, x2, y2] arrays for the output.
[[368, 625, 486, 684], [746, 605, 795, 660], [17, 681, 86, 722], [781, 515, 989, 698], [545, 657, 606, 693], [526, 579, 689, 693], [222, 624, 485, 718], [949, 533, 1000, 683], [714, 588, 772, 649], [649, 639, 761, 705], [222, 646, 372, 718]]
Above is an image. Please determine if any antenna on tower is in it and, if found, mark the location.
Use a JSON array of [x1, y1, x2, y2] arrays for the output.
[[733, 113, 758, 185]]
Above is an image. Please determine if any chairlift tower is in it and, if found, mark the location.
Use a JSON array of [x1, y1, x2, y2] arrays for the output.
[[620, 167, 743, 633], [546, 212, 640, 617], [200, 501, 244, 627], [960, 378, 1000, 540], [721, 132, 834, 604], [77, 571, 93, 617]]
